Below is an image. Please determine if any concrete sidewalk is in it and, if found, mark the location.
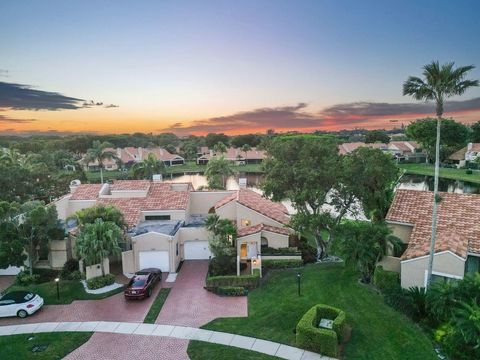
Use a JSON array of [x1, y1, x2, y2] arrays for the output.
[[0, 321, 333, 360]]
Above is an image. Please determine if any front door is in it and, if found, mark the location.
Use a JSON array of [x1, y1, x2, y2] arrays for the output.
[[240, 243, 247, 258]]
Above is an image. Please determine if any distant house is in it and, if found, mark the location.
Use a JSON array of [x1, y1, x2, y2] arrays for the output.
[[83, 147, 185, 171], [338, 141, 426, 163], [447, 143, 480, 168], [381, 189, 480, 288], [196, 147, 266, 165]]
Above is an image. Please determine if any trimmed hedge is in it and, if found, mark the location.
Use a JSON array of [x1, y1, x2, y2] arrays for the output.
[[262, 259, 303, 270], [261, 247, 302, 256], [216, 286, 248, 296], [296, 304, 347, 358], [206, 273, 260, 292], [373, 266, 400, 292], [86, 274, 115, 290]]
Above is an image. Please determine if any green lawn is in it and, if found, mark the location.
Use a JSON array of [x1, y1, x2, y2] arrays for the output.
[[199, 263, 436, 360], [144, 288, 171, 323], [85, 161, 263, 182], [187, 341, 278, 360], [398, 163, 480, 184], [0, 332, 92, 360], [7, 280, 124, 305]]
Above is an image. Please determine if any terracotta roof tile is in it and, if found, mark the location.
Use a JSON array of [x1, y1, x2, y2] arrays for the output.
[[70, 184, 103, 200], [215, 189, 290, 225], [110, 180, 150, 191], [386, 189, 480, 259], [237, 223, 290, 237]]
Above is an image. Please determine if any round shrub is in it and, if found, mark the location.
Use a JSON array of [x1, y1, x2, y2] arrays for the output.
[[15, 271, 40, 285], [86, 274, 115, 290]]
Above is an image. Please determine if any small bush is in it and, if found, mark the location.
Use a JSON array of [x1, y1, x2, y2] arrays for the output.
[[261, 247, 301, 256], [208, 256, 236, 276], [216, 286, 247, 296], [86, 274, 115, 290], [62, 270, 84, 281], [61, 259, 80, 280], [373, 266, 400, 292], [466, 169, 473, 174], [33, 268, 59, 283], [206, 273, 260, 291], [15, 271, 40, 285], [262, 259, 303, 270], [296, 304, 346, 357]]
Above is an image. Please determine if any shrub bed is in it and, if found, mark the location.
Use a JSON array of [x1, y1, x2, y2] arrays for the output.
[[86, 274, 115, 290], [15, 271, 40, 285], [261, 247, 301, 256], [262, 259, 303, 270], [216, 286, 248, 296], [296, 304, 347, 358], [206, 273, 259, 292], [373, 266, 400, 292]]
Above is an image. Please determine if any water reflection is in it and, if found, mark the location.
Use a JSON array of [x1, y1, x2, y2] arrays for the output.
[[166, 172, 480, 195]]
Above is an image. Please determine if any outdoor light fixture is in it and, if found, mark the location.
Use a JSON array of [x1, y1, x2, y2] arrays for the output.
[[55, 278, 60, 300], [252, 259, 257, 266], [297, 272, 301, 296]]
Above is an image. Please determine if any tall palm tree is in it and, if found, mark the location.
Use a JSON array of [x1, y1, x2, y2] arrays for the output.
[[403, 61, 478, 286], [213, 141, 227, 155], [84, 141, 117, 184], [75, 218, 122, 277], [205, 155, 235, 189], [131, 153, 166, 180]]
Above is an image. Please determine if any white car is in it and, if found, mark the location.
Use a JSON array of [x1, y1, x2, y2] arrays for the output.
[[0, 291, 44, 318]]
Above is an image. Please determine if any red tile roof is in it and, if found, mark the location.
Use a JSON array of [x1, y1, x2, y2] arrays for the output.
[[71, 180, 192, 227], [198, 147, 266, 161], [237, 223, 290, 237], [215, 189, 290, 225], [70, 184, 103, 200], [386, 189, 480, 260]]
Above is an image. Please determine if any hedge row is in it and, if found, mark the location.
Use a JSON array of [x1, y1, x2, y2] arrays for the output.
[[206, 273, 260, 290], [296, 304, 347, 358], [86, 274, 115, 290], [373, 266, 400, 292], [216, 286, 248, 296], [262, 259, 303, 270], [261, 247, 302, 256]]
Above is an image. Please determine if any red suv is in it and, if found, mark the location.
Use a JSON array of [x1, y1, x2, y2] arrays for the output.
[[124, 268, 162, 300]]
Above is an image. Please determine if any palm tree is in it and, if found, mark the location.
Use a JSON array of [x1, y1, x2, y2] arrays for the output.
[[75, 218, 122, 277], [84, 141, 117, 184], [213, 141, 227, 155], [131, 153, 166, 180], [241, 144, 251, 165], [403, 61, 478, 286], [205, 155, 235, 189]]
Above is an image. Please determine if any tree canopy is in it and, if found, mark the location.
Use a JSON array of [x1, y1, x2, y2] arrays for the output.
[[365, 130, 390, 144], [131, 153, 166, 180], [405, 118, 470, 161], [205, 156, 235, 189]]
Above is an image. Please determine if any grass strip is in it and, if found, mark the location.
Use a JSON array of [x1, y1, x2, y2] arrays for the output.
[[144, 287, 171, 323]]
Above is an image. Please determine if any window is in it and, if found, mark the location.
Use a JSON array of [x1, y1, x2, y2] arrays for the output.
[[465, 256, 480, 274], [176, 243, 179, 256], [145, 215, 171, 221], [241, 219, 251, 227], [261, 237, 268, 249]]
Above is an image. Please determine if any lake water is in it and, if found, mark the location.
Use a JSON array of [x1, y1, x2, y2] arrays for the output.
[[167, 172, 480, 194]]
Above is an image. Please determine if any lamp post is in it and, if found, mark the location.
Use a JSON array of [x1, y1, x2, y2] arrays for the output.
[[297, 272, 301, 296], [55, 278, 60, 300]]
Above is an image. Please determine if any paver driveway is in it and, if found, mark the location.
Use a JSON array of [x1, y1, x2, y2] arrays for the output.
[[0, 276, 170, 326], [65, 333, 189, 360], [157, 260, 247, 327]]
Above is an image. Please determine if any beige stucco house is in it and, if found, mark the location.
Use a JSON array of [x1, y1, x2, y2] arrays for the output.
[[51, 180, 292, 276], [381, 189, 480, 288]]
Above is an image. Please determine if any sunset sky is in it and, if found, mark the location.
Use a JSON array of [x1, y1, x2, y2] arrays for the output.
[[1, 0, 480, 136]]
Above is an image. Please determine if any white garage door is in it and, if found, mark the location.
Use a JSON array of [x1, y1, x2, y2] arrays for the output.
[[139, 251, 170, 272], [184, 241, 212, 260]]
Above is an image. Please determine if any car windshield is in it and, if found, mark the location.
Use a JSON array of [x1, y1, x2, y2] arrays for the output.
[[131, 279, 146, 287]]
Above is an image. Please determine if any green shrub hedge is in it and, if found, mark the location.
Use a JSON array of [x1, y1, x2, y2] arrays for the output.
[[262, 259, 303, 270], [206, 273, 259, 292], [86, 274, 115, 290], [261, 247, 302, 256], [216, 286, 248, 296], [296, 304, 347, 357], [15, 271, 40, 285], [373, 266, 400, 292]]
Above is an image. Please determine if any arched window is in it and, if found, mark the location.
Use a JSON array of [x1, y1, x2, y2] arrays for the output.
[[261, 236, 268, 249]]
